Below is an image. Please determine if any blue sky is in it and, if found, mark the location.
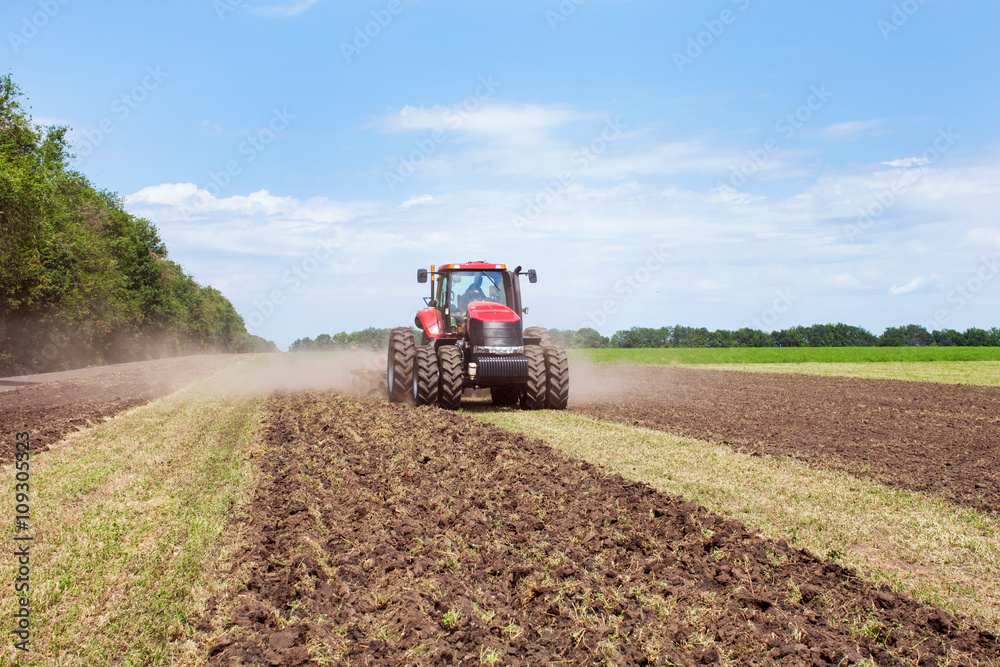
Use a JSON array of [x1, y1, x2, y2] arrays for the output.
[[5, 0, 1000, 348]]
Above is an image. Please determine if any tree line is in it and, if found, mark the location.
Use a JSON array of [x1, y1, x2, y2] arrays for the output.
[[0, 75, 275, 375], [548, 323, 1000, 348], [291, 322, 1000, 352], [290, 328, 391, 352]]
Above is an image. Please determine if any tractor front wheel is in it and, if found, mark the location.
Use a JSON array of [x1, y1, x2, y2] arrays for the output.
[[387, 327, 415, 403], [544, 346, 569, 409], [520, 345, 547, 410], [413, 344, 439, 406], [437, 345, 463, 410]]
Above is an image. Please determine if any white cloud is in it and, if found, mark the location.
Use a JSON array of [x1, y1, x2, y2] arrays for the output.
[[375, 102, 586, 136], [822, 119, 885, 138], [881, 156, 930, 168], [889, 275, 941, 295], [400, 194, 433, 209], [248, 0, 320, 18], [127, 183, 372, 225], [966, 227, 1000, 248], [125, 184, 374, 262], [200, 120, 223, 137]]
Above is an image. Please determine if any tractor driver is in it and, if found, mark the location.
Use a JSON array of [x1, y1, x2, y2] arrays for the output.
[[456, 273, 487, 312]]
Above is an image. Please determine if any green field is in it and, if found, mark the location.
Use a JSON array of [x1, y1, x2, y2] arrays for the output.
[[568, 347, 1000, 385], [571, 346, 1000, 365]]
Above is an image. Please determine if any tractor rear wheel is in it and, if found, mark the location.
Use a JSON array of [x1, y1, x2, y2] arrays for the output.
[[437, 345, 463, 411], [524, 326, 553, 347], [387, 327, 415, 403], [544, 346, 569, 409], [413, 344, 439, 406], [520, 345, 547, 410], [490, 385, 519, 406]]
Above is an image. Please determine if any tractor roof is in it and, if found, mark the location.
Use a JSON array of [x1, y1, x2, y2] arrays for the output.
[[437, 261, 506, 271]]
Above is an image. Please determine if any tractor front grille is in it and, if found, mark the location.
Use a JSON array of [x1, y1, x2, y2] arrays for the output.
[[474, 354, 528, 386]]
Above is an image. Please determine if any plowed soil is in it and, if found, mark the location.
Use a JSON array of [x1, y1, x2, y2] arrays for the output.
[[199, 392, 999, 666], [0, 355, 233, 463], [573, 366, 1000, 515]]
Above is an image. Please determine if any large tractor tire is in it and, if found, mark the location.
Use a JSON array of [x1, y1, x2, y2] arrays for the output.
[[544, 345, 569, 410], [490, 385, 520, 406], [520, 345, 547, 410], [524, 325, 553, 347], [386, 327, 415, 403], [413, 344, 439, 406], [437, 345, 463, 411]]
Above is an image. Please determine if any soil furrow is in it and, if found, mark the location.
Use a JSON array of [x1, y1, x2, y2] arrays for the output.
[[200, 391, 999, 666]]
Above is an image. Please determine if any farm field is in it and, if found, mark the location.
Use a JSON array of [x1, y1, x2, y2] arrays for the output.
[[569, 364, 1000, 515], [0, 354, 235, 464], [202, 392, 997, 666], [2, 355, 999, 665], [471, 405, 1000, 637]]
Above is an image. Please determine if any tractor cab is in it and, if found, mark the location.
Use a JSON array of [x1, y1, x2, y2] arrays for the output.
[[415, 262, 534, 340], [435, 268, 509, 335]]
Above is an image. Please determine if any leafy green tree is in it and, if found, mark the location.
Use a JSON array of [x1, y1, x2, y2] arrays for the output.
[[879, 324, 933, 347], [932, 329, 965, 346], [961, 327, 991, 346], [575, 327, 609, 348], [0, 74, 274, 374], [733, 327, 773, 347], [772, 327, 806, 347]]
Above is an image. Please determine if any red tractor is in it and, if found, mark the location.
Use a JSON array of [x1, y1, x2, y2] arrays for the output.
[[386, 261, 569, 410]]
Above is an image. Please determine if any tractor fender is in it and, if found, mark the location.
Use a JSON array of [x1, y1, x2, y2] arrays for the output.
[[415, 308, 444, 339]]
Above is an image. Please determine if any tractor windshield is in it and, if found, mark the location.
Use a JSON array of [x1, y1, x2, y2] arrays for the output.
[[446, 271, 506, 313]]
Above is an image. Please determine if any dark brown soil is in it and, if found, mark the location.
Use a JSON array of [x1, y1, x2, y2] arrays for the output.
[[0, 355, 234, 463], [573, 366, 1000, 515], [199, 391, 999, 666]]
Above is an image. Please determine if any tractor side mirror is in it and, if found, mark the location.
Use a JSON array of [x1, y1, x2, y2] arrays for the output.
[[417, 269, 428, 283], [526, 269, 537, 284]]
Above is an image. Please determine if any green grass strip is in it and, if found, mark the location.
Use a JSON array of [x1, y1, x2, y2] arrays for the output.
[[688, 361, 1000, 386], [1, 386, 263, 666]]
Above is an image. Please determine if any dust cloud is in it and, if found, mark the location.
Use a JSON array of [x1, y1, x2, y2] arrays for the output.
[[196, 350, 636, 406], [565, 357, 634, 405], [200, 351, 387, 397]]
